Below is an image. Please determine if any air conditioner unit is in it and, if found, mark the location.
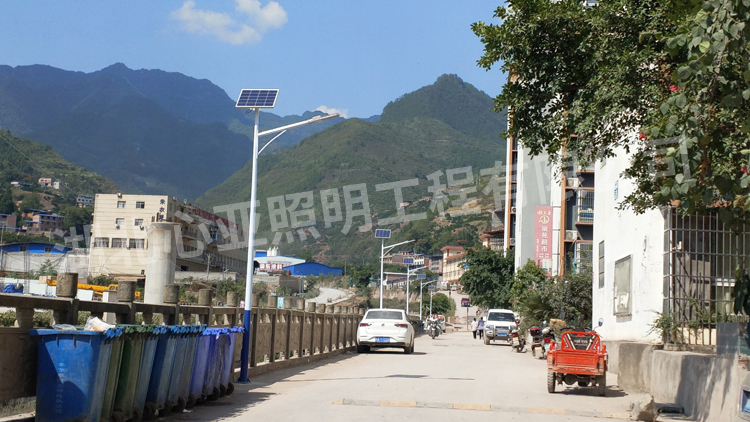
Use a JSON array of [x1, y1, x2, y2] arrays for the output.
[[116, 192, 122, 198], [566, 177, 579, 187], [509, 238, 516, 246], [115, 224, 120, 229], [565, 230, 578, 241], [510, 207, 517, 214], [139, 226, 145, 230]]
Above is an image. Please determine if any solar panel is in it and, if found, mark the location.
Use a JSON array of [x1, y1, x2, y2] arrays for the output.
[[403, 258, 414, 264], [235, 89, 279, 108], [374, 229, 391, 239]]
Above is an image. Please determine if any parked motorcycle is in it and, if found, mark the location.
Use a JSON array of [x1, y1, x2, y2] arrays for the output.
[[529, 326, 543, 358], [540, 327, 555, 359], [510, 329, 525, 353]]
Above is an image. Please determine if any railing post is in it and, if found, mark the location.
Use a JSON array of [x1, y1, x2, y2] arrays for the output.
[[297, 299, 305, 357], [55, 273, 79, 325], [227, 291, 239, 326], [116, 280, 136, 324], [163, 284, 179, 325], [267, 296, 277, 362], [198, 289, 213, 325], [284, 298, 292, 359], [308, 301, 317, 354]]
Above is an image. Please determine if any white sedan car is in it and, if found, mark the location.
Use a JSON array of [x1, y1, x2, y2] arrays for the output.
[[356, 308, 415, 354]]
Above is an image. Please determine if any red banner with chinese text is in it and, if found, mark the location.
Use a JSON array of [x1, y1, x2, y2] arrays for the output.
[[534, 206, 553, 275]]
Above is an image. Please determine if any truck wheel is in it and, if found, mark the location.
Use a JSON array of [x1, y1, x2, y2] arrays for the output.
[[597, 374, 607, 397], [547, 372, 556, 393]]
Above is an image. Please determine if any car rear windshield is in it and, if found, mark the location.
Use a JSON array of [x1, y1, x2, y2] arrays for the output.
[[366, 310, 404, 320], [488, 312, 515, 322]]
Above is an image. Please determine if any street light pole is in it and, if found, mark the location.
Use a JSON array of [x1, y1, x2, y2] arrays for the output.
[[404, 265, 425, 317], [419, 279, 436, 324], [235, 89, 339, 384], [378, 239, 413, 309]]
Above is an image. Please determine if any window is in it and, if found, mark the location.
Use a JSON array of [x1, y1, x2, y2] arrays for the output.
[[614, 255, 632, 316], [129, 239, 145, 249], [117, 201, 126, 208], [19, 245, 26, 252], [115, 218, 124, 226], [94, 237, 109, 248], [134, 219, 144, 227], [44, 246, 52, 253], [598, 241, 604, 289], [136, 201, 145, 209], [111, 238, 127, 248]]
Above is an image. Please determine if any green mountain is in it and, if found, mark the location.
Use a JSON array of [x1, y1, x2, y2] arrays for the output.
[[198, 75, 507, 262], [0, 63, 343, 199], [0, 128, 118, 199]]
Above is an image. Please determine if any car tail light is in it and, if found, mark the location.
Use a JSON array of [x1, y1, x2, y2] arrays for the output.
[[359, 323, 371, 327], [544, 338, 551, 343], [395, 323, 408, 328]]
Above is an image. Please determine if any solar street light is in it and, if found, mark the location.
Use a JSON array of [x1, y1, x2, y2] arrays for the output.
[[375, 233, 413, 309], [235, 89, 338, 383], [404, 265, 425, 316]]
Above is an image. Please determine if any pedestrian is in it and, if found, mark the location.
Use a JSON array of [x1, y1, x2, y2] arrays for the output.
[[471, 318, 478, 339], [477, 317, 485, 339]]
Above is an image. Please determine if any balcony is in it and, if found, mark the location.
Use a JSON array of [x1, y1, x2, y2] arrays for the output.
[[574, 192, 594, 224]]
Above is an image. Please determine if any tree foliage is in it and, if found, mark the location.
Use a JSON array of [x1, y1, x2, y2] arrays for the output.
[[509, 259, 549, 310], [424, 292, 456, 317], [0, 184, 14, 215], [473, 0, 750, 227], [460, 247, 515, 309]]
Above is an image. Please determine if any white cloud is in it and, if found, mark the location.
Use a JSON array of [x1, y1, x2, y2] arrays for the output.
[[316, 105, 348, 119], [171, 0, 287, 45]]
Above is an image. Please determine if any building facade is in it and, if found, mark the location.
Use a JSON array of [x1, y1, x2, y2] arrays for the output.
[[24, 213, 64, 236], [441, 246, 466, 286], [89, 193, 248, 281]]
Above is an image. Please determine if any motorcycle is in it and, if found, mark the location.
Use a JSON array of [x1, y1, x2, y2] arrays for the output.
[[510, 329, 525, 353], [529, 326, 543, 358], [428, 320, 439, 339], [541, 327, 555, 359]]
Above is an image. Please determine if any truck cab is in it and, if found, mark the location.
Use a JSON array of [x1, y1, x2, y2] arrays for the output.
[[483, 309, 516, 345]]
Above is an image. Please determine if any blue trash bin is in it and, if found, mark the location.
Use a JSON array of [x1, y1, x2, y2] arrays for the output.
[[146, 325, 184, 418], [202, 328, 228, 401], [189, 329, 213, 404], [132, 325, 167, 421], [178, 325, 204, 408], [31, 327, 123, 422], [219, 327, 244, 396]]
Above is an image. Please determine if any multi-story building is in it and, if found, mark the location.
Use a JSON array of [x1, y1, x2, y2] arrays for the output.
[[502, 133, 595, 276], [23, 213, 65, 236], [441, 246, 466, 286], [38, 177, 55, 188], [76, 195, 94, 208], [479, 229, 504, 253], [89, 193, 248, 281], [0, 213, 17, 232]]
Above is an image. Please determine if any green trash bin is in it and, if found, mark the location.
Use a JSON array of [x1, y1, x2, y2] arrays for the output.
[[112, 325, 156, 422], [101, 325, 139, 422]]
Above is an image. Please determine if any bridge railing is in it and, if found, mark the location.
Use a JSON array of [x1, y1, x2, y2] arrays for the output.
[[0, 276, 364, 403]]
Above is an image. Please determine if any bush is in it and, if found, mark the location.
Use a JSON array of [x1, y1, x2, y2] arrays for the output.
[[0, 310, 16, 327]]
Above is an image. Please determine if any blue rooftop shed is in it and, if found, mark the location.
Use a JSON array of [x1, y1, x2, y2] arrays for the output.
[[286, 262, 343, 277], [0, 242, 71, 254]]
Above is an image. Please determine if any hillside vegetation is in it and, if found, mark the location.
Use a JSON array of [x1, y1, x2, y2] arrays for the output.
[[198, 74, 507, 262]]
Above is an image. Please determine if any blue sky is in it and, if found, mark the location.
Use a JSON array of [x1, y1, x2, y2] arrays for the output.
[[0, 1, 506, 118]]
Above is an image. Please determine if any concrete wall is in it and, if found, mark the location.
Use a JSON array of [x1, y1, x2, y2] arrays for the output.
[[614, 341, 748, 422], [0, 252, 90, 278], [593, 146, 664, 342]]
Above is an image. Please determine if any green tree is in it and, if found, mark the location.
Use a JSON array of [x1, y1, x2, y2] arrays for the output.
[[0, 184, 15, 215], [19, 193, 41, 211], [473, 0, 750, 226], [349, 263, 377, 289], [299, 249, 315, 263], [59, 205, 93, 237], [423, 292, 455, 317], [459, 247, 515, 309], [509, 260, 549, 310]]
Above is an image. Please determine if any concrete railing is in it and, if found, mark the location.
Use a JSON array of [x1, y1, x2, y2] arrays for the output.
[[0, 273, 365, 402]]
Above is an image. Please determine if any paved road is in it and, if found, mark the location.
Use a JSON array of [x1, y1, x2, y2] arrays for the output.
[[178, 328, 634, 421], [309, 287, 352, 304]]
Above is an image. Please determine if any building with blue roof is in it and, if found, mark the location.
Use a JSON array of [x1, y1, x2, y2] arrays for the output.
[[285, 262, 343, 277], [0, 242, 71, 254]]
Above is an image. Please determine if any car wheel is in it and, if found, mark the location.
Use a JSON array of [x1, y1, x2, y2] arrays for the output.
[[404, 344, 412, 354], [547, 372, 556, 393], [597, 374, 607, 397], [483, 335, 490, 345], [356, 344, 369, 353]]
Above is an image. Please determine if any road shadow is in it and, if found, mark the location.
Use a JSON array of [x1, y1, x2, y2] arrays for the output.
[[556, 385, 628, 398]]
